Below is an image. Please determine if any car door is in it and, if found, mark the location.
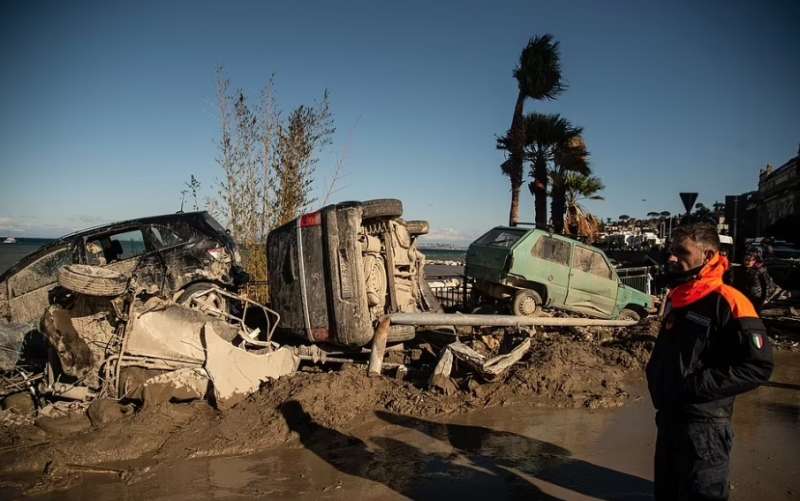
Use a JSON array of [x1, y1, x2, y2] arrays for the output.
[[526, 234, 572, 305], [564, 245, 618, 317], [7, 244, 74, 323]]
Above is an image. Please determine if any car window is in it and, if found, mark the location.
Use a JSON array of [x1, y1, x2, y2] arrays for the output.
[[149, 224, 191, 249], [475, 228, 527, 248], [87, 229, 146, 263], [573, 247, 612, 279], [8, 246, 73, 297], [531, 236, 571, 266]]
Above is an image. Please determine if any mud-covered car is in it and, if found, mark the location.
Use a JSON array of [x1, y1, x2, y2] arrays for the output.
[[0, 211, 248, 325], [267, 199, 441, 347], [466, 226, 652, 321]]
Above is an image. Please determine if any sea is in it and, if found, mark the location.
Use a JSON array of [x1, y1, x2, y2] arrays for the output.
[[0, 238, 54, 275], [418, 247, 466, 263]]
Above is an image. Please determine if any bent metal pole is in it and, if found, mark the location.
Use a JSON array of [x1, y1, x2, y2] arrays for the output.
[[388, 312, 638, 328]]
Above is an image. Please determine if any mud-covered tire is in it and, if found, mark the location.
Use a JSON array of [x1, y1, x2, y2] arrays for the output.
[[178, 283, 229, 316], [512, 289, 541, 317], [359, 199, 403, 219], [58, 265, 128, 297], [387, 324, 416, 343], [618, 308, 641, 323], [405, 220, 429, 236]]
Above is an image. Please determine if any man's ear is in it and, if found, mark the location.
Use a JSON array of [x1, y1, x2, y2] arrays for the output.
[[704, 249, 716, 263]]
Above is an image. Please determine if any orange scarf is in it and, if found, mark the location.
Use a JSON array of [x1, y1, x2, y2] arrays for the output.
[[668, 253, 729, 308]]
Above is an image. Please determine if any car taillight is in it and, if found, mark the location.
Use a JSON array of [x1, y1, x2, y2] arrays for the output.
[[300, 212, 321, 228], [208, 247, 227, 260]]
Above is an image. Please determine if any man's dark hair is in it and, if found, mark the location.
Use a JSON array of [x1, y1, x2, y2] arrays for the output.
[[671, 223, 720, 251]]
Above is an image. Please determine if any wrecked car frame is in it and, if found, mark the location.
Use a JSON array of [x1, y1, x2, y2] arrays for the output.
[[0, 211, 249, 325]]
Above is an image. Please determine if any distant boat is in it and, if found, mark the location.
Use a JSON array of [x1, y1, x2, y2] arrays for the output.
[[3, 237, 16, 244]]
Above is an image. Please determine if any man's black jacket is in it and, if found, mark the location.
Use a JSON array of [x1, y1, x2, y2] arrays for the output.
[[646, 283, 774, 421], [733, 265, 773, 308]]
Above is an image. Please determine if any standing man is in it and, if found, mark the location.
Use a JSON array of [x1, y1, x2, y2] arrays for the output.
[[734, 250, 775, 312], [646, 223, 774, 500]]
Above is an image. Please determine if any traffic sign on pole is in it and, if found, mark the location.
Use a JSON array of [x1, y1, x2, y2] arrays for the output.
[[679, 192, 698, 215]]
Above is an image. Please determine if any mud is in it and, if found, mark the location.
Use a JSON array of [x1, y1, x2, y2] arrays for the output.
[[0, 321, 658, 490], [3, 351, 797, 500], [1, 318, 797, 499]]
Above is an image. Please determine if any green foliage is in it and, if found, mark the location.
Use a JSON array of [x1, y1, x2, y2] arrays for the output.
[[514, 34, 566, 100]]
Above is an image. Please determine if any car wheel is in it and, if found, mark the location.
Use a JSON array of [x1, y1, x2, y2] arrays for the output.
[[618, 308, 641, 323], [405, 220, 429, 236], [355, 199, 404, 220], [512, 289, 541, 317], [58, 265, 128, 297], [178, 283, 229, 317]]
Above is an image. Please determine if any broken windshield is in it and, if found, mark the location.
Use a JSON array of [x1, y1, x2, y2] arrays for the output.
[[475, 228, 527, 249]]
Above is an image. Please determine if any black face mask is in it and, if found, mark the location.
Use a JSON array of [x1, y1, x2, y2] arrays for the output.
[[665, 263, 704, 287]]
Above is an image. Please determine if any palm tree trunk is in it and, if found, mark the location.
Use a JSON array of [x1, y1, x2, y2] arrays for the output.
[[532, 153, 548, 227], [507, 91, 526, 226], [551, 183, 567, 234]]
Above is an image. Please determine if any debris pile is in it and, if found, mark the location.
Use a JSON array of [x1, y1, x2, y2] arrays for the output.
[[1, 265, 298, 426]]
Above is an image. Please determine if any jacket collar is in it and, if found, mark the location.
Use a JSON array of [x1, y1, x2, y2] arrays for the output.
[[668, 253, 729, 308]]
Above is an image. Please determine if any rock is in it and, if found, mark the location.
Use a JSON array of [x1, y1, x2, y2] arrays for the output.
[[87, 399, 134, 427], [429, 374, 458, 395], [2, 392, 35, 414]]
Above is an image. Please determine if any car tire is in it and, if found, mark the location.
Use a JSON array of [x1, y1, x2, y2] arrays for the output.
[[405, 220, 429, 236], [58, 265, 128, 297], [387, 324, 416, 343], [618, 308, 641, 323], [178, 283, 229, 316], [359, 199, 403, 219], [512, 289, 541, 317]]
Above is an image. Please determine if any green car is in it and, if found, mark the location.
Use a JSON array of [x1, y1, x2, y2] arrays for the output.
[[465, 227, 652, 321]]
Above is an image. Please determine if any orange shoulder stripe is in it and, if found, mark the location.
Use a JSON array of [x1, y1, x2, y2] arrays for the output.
[[718, 285, 759, 318]]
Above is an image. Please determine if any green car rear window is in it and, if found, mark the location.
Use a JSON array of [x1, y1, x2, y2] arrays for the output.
[[475, 228, 527, 248]]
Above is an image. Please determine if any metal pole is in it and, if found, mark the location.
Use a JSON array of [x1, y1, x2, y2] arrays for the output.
[[388, 312, 637, 328]]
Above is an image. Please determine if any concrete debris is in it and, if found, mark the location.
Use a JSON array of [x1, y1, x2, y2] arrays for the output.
[[429, 337, 531, 386], [203, 322, 299, 410], [141, 367, 210, 406]]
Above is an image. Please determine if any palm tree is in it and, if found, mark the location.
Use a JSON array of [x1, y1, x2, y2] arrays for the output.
[[562, 173, 605, 240], [500, 113, 580, 227], [550, 135, 590, 233], [498, 34, 565, 227]]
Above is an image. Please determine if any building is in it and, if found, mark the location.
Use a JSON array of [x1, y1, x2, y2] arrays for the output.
[[756, 146, 800, 240], [726, 144, 800, 259]]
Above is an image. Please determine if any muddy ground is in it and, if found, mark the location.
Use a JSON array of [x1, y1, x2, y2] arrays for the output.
[[0, 320, 658, 494]]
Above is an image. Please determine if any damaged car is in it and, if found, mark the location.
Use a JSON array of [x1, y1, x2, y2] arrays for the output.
[[0, 211, 248, 325], [466, 226, 652, 321], [267, 198, 442, 347]]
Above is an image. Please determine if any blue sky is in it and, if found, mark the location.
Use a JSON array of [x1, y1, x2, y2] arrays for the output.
[[1, 0, 798, 242]]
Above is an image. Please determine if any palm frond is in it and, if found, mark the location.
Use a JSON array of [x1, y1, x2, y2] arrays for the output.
[[513, 34, 566, 100]]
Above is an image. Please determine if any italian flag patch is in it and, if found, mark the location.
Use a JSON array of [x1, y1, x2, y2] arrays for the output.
[[751, 333, 765, 350]]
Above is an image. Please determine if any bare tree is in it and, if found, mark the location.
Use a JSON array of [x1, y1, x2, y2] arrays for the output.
[[272, 92, 335, 226], [209, 68, 335, 298]]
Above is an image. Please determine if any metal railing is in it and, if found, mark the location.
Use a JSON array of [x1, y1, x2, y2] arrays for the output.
[[427, 275, 470, 311], [616, 266, 653, 295]]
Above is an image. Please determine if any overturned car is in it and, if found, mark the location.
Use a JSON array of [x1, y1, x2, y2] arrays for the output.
[[267, 199, 441, 347]]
